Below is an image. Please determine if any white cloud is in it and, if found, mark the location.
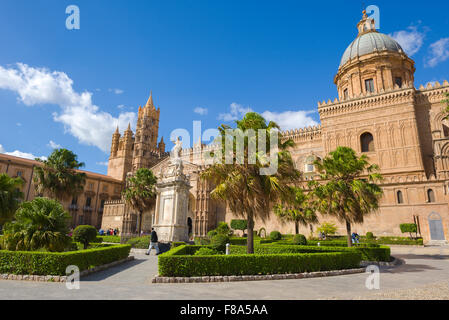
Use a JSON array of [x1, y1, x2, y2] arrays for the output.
[[16, 122, 22, 127], [261, 110, 318, 131], [117, 104, 126, 110], [0, 63, 136, 152], [47, 140, 62, 149], [390, 26, 426, 56], [426, 38, 449, 68], [109, 88, 124, 95], [96, 161, 109, 166], [194, 107, 208, 115], [0, 144, 47, 161], [218, 103, 253, 121]]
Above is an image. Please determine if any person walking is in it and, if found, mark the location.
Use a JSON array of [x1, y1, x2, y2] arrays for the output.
[[145, 228, 160, 255]]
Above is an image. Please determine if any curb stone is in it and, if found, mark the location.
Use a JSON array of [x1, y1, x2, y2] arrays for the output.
[[0, 256, 134, 283], [151, 267, 366, 284]]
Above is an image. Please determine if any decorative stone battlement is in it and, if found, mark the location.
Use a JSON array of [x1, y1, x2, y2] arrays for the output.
[[281, 125, 322, 142], [318, 83, 416, 118]]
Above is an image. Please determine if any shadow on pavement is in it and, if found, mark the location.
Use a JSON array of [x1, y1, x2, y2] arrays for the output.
[[81, 258, 147, 282]]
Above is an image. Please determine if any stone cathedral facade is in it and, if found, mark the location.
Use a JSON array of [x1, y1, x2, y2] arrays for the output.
[[101, 12, 449, 244]]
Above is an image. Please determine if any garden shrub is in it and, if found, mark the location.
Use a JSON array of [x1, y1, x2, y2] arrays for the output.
[[126, 236, 150, 249], [292, 234, 307, 245], [230, 220, 247, 236], [210, 234, 230, 252], [366, 232, 374, 239], [229, 237, 248, 246], [215, 222, 232, 236], [171, 242, 186, 249], [158, 245, 361, 277], [0, 244, 131, 276], [194, 247, 220, 256], [194, 237, 210, 246], [230, 244, 390, 262], [98, 235, 120, 243], [207, 230, 218, 238], [73, 225, 98, 249], [270, 231, 282, 241], [400, 223, 418, 239]]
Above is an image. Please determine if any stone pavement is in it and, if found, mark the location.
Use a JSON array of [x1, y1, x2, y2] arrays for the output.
[[0, 246, 448, 300]]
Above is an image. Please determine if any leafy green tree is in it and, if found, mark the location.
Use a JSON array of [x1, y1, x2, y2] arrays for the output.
[[400, 223, 418, 239], [230, 219, 248, 236], [0, 173, 24, 225], [122, 168, 157, 235], [274, 185, 318, 235], [201, 112, 299, 253], [316, 222, 338, 237], [1, 197, 72, 252], [312, 147, 383, 247], [73, 225, 98, 249], [33, 149, 86, 201]]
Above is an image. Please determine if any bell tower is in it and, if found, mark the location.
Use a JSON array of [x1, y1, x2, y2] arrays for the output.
[[132, 92, 166, 171]]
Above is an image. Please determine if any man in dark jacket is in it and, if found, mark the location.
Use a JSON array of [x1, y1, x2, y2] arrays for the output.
[[145, 228, 160, 255]]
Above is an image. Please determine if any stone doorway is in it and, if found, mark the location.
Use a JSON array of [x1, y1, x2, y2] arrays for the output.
[[428, 212, 445, 241]]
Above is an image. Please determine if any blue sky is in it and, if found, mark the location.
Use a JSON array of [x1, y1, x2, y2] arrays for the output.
[[0, 0, 448, 174]]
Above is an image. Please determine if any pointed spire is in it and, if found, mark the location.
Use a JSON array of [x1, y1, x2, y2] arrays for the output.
[[127, 123, 131, 130], [146, 91, 154, 109], [115, 126, 119, 134]]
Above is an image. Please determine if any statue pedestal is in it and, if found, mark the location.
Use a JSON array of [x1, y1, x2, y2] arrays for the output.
[[153, 159, 191, 242]]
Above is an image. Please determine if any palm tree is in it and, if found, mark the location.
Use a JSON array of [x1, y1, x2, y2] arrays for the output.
[[122, 168, 157, 235], [201, 112, 299, 253], [274, 185, 318, 235], [311, 146, 383, 247], [33, 149, 86, 202], [1, 197, 72, 252], [0, 173, 24, 226]]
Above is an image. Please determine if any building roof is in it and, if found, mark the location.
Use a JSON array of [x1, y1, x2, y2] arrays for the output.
[[0, 153, 122, 183], [339, 31, 404, 68]]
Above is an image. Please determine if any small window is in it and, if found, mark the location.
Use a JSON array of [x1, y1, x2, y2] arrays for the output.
[[397, 191, 404, 204], [395, 77, 403, 88], [344, 89, 349, 100], [71, 197, 78, 205], [361, 132, 375, 152], [100, 199, 106, 209], [16, 171, 23, 177], [305, 164, 314, 173], [427, 189, 435, 203], [365, 79, 375, 93], [85, 197, 92, 207], [88, 183, 94, 190]]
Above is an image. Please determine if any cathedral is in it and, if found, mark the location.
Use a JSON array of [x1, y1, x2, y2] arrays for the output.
[[100, 11, 449, 244]]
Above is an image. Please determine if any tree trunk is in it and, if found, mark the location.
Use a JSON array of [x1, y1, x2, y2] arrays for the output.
[[247, 214, 255, 254], [346, 220, 352, 247], [137, 210, 143, 236], [295, 221, 299, 234]]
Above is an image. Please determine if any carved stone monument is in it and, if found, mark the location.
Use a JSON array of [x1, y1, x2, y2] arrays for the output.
[[153, 137, 191, 242]]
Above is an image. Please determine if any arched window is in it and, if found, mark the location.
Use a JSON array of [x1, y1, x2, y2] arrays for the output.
[[397, 191, 403, 204], [361, 132, 375, 152], [427, 189, 436, 203]]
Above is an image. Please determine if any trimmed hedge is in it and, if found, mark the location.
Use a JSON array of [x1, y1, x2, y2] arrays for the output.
[[0, 244, 131, 276], [126, 236, 150, 248], [98, 235, 121, 243], [158, 245, 361, 277], [229, 244, 390, 262]]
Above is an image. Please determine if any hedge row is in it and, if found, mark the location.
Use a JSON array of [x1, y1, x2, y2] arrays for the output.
[[0, 244, 131, 276], [98, 235, 121, 243], [158, 245, 361, 277], [229, 244, 390, 262]]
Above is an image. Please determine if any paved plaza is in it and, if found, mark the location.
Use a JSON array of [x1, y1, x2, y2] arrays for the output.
[[1, 246, 448, 300]]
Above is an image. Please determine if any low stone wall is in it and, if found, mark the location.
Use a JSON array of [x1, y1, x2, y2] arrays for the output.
[[152, 267, 366, 283], [0, 256, 134, 283]]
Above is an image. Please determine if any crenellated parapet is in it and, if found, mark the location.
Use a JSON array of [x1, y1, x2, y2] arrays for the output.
[[281, 125, 322, 142], [318, 82, 415, 118], [415, 80, 449, 104]]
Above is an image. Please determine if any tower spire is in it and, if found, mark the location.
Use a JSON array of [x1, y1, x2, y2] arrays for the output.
[[146, 91, 154, 109]]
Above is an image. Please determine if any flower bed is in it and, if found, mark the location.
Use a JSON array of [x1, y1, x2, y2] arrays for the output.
[[0, 244, 131, 276], [158, 245, 362, 277]]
